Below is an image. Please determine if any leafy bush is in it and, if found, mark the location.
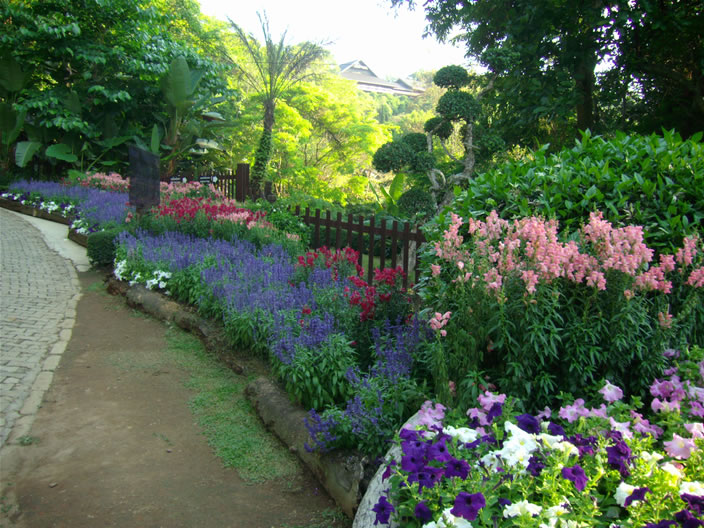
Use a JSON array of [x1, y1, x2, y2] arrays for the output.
[[86, 227, 125, 267], [445, 130, 704, 253], [398, 188, 436, 221]]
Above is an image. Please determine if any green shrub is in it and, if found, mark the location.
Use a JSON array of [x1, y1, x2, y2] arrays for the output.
[[397, 188, 436, 221], [86, 227, 124, 267], [445, 130, 704, 253]]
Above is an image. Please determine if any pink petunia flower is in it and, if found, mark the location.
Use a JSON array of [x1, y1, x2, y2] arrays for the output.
[[599, 380, 624, 403], [664, 434, 696, 459]]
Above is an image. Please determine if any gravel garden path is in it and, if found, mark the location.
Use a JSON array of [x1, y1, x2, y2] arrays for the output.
[[0, 209, 347, 528]]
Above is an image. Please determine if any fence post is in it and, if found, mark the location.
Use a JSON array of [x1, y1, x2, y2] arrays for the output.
[[235, 163, 249, 202], [367, 216, 376, 282]]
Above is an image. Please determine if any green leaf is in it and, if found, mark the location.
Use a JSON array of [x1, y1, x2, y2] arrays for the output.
[[45, 143, 78, 162], [0, 104, 25, 146], [15, 140, 42, 167], [0, 54, 29, 93]]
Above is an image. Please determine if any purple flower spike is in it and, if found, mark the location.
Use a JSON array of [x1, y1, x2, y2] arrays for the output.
[[450, 492, 485, 521], [561, 464, 588, 491], [372, 495, 395, 525]]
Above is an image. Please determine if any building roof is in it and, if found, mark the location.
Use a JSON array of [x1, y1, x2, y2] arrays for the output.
[[339, 60, 421, 97]]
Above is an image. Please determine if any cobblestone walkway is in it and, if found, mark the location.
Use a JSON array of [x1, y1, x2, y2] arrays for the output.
[[0, 209, 82, 447]]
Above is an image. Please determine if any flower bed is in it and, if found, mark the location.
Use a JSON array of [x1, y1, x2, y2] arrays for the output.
[[372, 348, 703, 527], [3, 175, 702, 522]]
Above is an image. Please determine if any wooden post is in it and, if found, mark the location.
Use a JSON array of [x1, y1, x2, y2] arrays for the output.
[[367, 216, 375, 282], [235, 163, 249, 202]]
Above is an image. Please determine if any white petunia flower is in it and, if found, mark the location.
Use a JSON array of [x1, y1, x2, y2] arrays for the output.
[[443, 426, 479, 444], [680, 481, 704, 496], [661, 462, 683, 480], [615, 482, 635, 507], [503, 500, 542, 518]]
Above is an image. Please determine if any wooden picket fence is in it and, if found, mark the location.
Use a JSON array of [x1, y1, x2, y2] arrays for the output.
[[179, 164, 427, 287]]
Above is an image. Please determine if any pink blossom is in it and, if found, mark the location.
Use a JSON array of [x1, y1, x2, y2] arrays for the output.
[[477, 391, 506, 412], [658, 311, 673, 329], [558, 399, 588, 423], [651, 398, 681, 413], [466, 407, 489, 426], [599, 380, 624, 403], [664, 434, 696, 459], [417, 401, 446, 428], [429, 311, 451, 333], [431, 264, 441, 276], [687, 266, 704, 287], [609, 417, 633, 438], [684, 423, 704, 438], [676, 236, 700, 267], [536, 407, 552, 420], [589, 404, 609, 419]]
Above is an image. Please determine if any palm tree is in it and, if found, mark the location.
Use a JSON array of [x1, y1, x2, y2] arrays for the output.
[[229, 12, 327, 197]]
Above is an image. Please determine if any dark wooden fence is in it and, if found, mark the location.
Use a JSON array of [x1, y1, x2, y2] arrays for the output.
[[292, 206, 426, 288], [176, 164, 427, 287]]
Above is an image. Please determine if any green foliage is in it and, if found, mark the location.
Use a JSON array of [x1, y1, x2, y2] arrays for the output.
[[272, 334, 356, 410], [372, 141, 413, 173], [433, 65, 471, 90], [446, 130, 704, 253], [0, 0, 231, 177], [397, 188, 435, 221], [86, 227, 125, 267], [436, 91, 481, 122], [424, 117, 453, 140]]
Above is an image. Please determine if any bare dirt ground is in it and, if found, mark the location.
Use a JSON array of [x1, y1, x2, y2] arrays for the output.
[[0, 270, 348, 528]]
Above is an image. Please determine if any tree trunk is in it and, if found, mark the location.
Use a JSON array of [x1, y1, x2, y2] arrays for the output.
[[251, 99, 276, 197], [575, 57, 595, 132]]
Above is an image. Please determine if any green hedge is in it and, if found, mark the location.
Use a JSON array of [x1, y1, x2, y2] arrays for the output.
[[445, 130, 703, 253]]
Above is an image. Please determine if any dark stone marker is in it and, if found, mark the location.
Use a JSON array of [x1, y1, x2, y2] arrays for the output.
[[128, 145, 160, 213]]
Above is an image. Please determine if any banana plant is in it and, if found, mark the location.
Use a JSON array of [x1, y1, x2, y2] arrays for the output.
[[156, 56, 231, 178], [370, 172, 405, 216], [0, 53, 30, 171]]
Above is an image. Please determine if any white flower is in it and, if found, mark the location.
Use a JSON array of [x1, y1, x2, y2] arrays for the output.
[[443, 426, 479, 444], [661, 462, 683, 480], [503, 500, 542, 518], [640, 451, 664, 463], [680, 481, 704, 496], [615, 482, 635, 507], [546, 504, 569, 517]]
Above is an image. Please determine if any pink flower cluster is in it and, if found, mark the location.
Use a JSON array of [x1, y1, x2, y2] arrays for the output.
[[429, 311, 451, 337], [650, 369, 704, 421], [75, 172, 129, 192], [432, 210, 703, 296]]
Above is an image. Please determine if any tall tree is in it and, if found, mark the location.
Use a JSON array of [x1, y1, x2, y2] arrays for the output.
[[0, 0, 229, 178], [228, 12, 327, 196], [391, 0, 703, 147]]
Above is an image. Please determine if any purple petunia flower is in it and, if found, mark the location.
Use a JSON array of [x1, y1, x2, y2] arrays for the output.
[[606, 433, 634, 478], [486, 401, 503, 423], [515, 413, 541, 434], [681, 494, 704, 516], [372, 495, 395, 525], [527, 455, 546, 477], [561, 464, 588, 491], [444, 457, 470, 480], [547, 421, 566, 436], [450, 492, 485, 521], [674, 509, 704, 527], [414, 501, 432, 522], [625, 487, 650, 507], [427, 437, 453, 463], [401, 452, 426, 473]]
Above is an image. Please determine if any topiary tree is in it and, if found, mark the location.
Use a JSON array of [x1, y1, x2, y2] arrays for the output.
[[372, 65, 500, 210]]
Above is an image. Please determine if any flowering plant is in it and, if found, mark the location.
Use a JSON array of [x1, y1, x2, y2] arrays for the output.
[[417, 210, 704, 410], [373, 348, 704, 527]]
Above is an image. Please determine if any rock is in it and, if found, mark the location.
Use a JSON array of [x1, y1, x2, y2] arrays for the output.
[[245, 377, 365, 518], [352, 412, 426, 528]]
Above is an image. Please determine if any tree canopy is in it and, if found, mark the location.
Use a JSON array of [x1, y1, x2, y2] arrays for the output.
[[391, 0, 703, 148]]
